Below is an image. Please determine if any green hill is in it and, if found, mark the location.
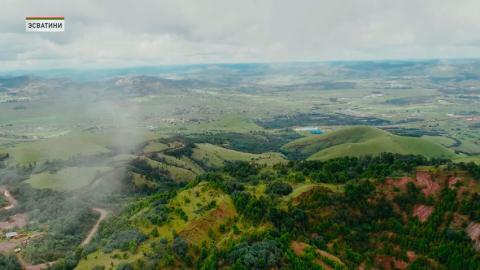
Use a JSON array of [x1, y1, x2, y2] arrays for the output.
[[282, 126, 455, 160], [191, 143, 287, 168]]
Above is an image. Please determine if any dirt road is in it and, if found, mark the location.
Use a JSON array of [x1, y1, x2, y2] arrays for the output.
[[0, 187, 17, 210], [81, 207, 108, 246], [16, 254, 56, 270]]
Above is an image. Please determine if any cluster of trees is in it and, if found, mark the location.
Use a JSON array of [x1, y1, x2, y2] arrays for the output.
[[226, 240, 283, 269], [0, 153, 9, 168], [126, 158, 183, 194], [457, 161, 480, 179], [128, 158, 170, 182], [280, 153, 452, 183], [266, 181, 292, 196], [187, 130, 300, 154], [103, 229, 147, 253], [0, 254, 21, 270], [157, 136, 195, 157], [218, 154, 465, 188], [223, 161, 260, 179], [255, 112, 389, 130], [145, 203, 171, 225]]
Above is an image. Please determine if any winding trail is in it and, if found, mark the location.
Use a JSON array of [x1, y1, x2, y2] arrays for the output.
[[0, 187, 26, 231], [16, 255, 56, 270], [81, 207, 108, 246], [0, 187, 17, 210]]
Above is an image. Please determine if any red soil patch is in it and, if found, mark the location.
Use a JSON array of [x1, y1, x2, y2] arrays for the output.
[[446, 175, 478, 196], [375, 255, 409, 270], [386, 171, 441, 197], [291, 241, 345, 270], [0, 213, 27, 230], [415, 171, 440, 196], [0, 241, 17, 252], [387, 176, 414, 190], [412, 204, 434, 222], [448, 177, 462, 188], [291, 241, 308, 255], [179, 202, 235, 243], [395, 259, 409, 269], [407, 251, 417, 262], [466, 222, 480, 250]]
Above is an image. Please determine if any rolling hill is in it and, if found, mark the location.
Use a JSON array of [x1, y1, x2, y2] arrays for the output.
[[191, 143, 287, 168], [282, 126, 456, 160]]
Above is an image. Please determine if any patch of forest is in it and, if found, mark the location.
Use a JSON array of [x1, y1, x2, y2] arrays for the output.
[[186, 130, 300, 154], [256, 112, 390, 129]]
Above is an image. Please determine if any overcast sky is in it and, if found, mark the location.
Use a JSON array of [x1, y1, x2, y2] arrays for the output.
[[1, 0, 480, 70]]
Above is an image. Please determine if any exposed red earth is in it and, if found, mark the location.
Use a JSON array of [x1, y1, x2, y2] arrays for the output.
[[374, 255, 409, 270], [415, 171, 440, 196], [291, 240, 345, 270], [412, 204, 434, 222], [466, 222, 480, 251], [385, 171, 441, 197], [406, 251, 417, 262], [0, 214, 27, 230]]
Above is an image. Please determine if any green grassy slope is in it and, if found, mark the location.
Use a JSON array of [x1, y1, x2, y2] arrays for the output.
[[142, 155, 204, 182], [282, 126, 455, 160], [5, 129, 157, 166], [191, 143, 287, 168], [27, 166, 112, 191], [454, 155, 480, 165]]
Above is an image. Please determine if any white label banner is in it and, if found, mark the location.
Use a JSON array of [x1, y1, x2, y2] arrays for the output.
[[26, 19, 65, 32]]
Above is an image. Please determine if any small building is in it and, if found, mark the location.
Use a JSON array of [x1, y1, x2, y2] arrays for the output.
[[5, 231, 18, 239]]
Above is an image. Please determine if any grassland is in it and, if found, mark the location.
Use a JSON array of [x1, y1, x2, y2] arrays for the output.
[[6, 134, 110, 166], [283, 126, 456, 160], [4, 129, 159, 166], [143, 141, 169, 154], [288, 183, 344, 199], [75, 249, 144, 270], [142, 155, 202, 182], [175, 115, 264, 134], [191, 143, 287, 167], [422, 135, 457, 147], [454, 155, 480, 165], [26, 166, 112, 191]]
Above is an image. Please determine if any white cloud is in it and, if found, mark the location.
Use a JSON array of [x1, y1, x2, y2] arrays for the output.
[[1, 0, 480, 70]]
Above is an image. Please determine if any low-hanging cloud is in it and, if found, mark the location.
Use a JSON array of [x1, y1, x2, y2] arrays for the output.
[[1, 0, 480, 71]]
